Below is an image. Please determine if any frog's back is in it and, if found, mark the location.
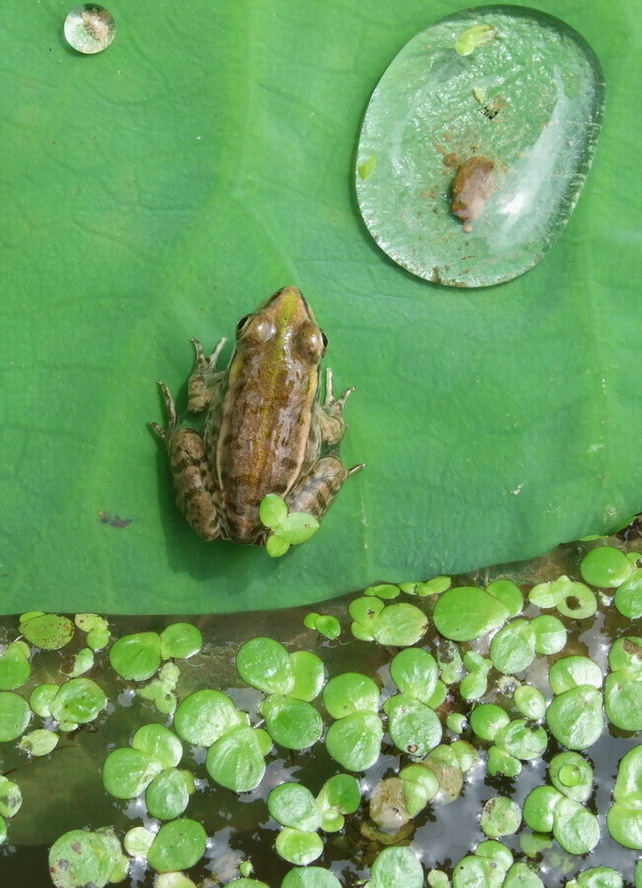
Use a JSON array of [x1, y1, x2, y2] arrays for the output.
[[214, 359, 318, 544]]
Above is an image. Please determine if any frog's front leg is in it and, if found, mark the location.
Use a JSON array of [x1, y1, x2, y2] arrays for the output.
[[187, 337, 226, 414], [285, 455, 363, 520], [149, 382, 222, 541], [318, 368, 355, 446]]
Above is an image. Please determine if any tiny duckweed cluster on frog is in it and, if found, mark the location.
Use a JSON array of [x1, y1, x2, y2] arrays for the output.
[[2, 541, 642, 886]]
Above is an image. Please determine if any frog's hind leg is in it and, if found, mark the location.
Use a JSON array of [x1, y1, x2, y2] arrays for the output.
[[150, 382, 223, 541], [187, 337, 227, 414], [284, 455, 364, 520]]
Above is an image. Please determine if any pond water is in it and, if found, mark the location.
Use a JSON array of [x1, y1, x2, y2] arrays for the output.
[[1, 525, 641, 887]]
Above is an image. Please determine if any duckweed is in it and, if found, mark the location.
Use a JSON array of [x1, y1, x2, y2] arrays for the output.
[[4, 535, 642, 884]]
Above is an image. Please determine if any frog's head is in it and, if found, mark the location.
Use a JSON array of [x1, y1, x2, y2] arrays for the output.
[[235, 286, 328, 366]]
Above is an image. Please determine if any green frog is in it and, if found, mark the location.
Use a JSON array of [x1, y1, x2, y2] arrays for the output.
[[150, 286, 362, 546]]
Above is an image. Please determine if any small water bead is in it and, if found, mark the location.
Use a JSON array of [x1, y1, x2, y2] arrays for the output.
[[64, 5, 116, 55]]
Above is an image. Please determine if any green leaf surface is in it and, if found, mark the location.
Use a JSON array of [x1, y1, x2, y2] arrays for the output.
[[2, 2, 642, 614]]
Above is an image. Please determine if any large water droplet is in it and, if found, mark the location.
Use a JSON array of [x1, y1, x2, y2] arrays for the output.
[[64, 5, 116, 55], [355, 5, 605, 288]]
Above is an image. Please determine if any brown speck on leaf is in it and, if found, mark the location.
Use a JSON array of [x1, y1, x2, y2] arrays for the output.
[[98, 511, 133, 529], [450, 156, 496, 230]]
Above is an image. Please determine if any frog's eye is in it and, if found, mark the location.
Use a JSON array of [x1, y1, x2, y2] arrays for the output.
[[236, 314, 251, 336], [296, 324, 327, 361]]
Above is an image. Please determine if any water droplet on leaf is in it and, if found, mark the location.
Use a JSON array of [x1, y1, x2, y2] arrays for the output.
[[64, 5, 116, 55]]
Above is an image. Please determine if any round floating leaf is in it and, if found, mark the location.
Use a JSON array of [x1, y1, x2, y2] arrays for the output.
[[102, 747, 164, 799], [305, 614, 341, 641], [480, 796, 522, 838], [605, 673, 642, 731], [323, 672, 379, 718], [0, 642, 31, 690], [383, 693, 442, 756], [369, 846, 424, 888], [159, 622, 203, 660], [275, 827, 323, 865], [371, 602, 428, 646], [523, 785, 564, 833], [355, 6, 604, 287], [62, 647, 95, 677], [236, 637, 294, 695], [513, 686, 546, 721], [109, 632, 162, 681], [607, 802, 642, 850], [259, 493, 288, 529], [548, 656, 603, 694], [29, 683, 58, 718], [145, 768, 193, 820], [485, 579, 524, 618], [156, 873, 199, 888], [460, 669, 489, 702], [133, 723, 183, 768], [487, 747, 522, 779], [18, 728, 59, 757], [490, 619, 536, 674], [580, 546, 634, 588], [325, 712, 383, 771], [549, 752, 593, 803], [609, 637, 642, 679], [469, 703, 510, 742], [123, 826, 155, 858], [503, 863, 545, 888], [475, 840, 513, 871], [49, 829, 124, 888], [49, 678, 107, 725], [552, 797, 600, 855], [281, 867, 342, 888], [613, 745, 642, 803], [614, 572, 642, 619], [0, 776, 22, 818], [451, 740, 477, 773], [422, 744, 465, 800], [317, 773, 362, 825], [349, 596, 385, 638], [266, 534, 291, 558], [365, 583, 400, 600], [546, 686, 604, 750], [289, 650, 325, 702], [147, 818, 207, 874], [274, 511, 320, 546], [174, 688, 244, 747], [206, 725, 266, 792], [399, 764, 439, 815], [260, 694, 323, 750], [0, 691, 30, 741], [531, 614, 567, 655], [268, 783, 321, 831], [453, 855, 505, 888], [19, 613, 74, 651], [571, 870, 623, 888], [495, 719, 547, 761], [433, 586, 510, 641], [370, 777, 413, 828], [555, 583, 597, 620], [389, 648, 439, 703]]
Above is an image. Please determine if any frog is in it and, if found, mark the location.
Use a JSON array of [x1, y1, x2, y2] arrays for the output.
[[150, 285, 363, 546]]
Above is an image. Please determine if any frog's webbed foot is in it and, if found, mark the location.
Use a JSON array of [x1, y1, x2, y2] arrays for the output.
[[188, 337, 227, 414], [149, 382, 222, 541], [319, 367, 355, 447]]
